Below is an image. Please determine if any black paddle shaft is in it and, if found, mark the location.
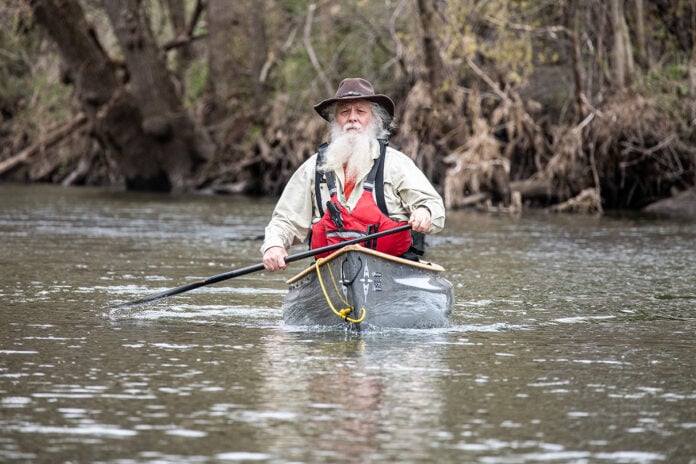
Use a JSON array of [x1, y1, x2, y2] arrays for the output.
[[111, 224, 412, 309]]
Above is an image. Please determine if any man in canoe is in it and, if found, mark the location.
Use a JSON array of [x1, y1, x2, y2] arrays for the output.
[[262, 77, 445, 272]]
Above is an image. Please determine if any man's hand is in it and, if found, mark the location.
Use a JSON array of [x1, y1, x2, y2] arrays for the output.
[[263, 246, 288, 272], [409, 207, 432, 233]]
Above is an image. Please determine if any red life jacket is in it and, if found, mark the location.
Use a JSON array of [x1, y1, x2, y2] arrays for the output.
[[310, 139, 412, 258]]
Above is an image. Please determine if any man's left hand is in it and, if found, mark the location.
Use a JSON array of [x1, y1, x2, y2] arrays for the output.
[[409, 207, 431, 233]]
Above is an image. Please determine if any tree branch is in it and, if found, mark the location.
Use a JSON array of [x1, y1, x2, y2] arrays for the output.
[[187, 0, 206, 38], [303, 3, 334, 96], [162, 33, 207, 51], [0, 113, 87, 175]]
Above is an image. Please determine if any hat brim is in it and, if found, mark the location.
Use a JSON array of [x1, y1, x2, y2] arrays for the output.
[[313, 94, 395, 121]]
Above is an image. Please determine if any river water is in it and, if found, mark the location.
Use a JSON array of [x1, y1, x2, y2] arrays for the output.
[[1, 183, 694, 463]]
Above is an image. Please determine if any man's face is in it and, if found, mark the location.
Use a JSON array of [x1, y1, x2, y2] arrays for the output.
[[335, 100, 373, 132]]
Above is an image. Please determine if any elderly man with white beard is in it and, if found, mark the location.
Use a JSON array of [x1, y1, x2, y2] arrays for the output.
[[261, 78, 445, 272]]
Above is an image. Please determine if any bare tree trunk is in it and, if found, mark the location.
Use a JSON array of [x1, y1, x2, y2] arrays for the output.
[[206, 0, 238, 112], [634, 0, 647, 68], [30, 0, 211, 191], [164, 0, 193, 77], [690, 0, 696, 125], [565, 3, 587, 121], [28, 0, 166, 190], [610, 0, 626, 90], [610, 0, 634, 90], [102, 0, 211, 190], [415, 0, 444, 89], [621, 5, 635, 77], [206, 0, 268, 120], [249, 4, 269, 112], [28, 0, 118, 118]]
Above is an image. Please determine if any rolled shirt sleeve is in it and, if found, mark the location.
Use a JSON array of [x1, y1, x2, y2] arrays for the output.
[[261, 155, 317, 254], [382, 147, 445, 234]]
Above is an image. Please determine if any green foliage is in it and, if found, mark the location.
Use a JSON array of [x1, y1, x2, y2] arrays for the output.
[[183, 56, 209, 106], [0, 4, 76, 139], [0, 63, 29, 117], [263, 1, 416, 114], [643, 61, 692, 125], [0, 7, 36, 117], [443, 0, 537, 87], [15, 64, 77, 137]]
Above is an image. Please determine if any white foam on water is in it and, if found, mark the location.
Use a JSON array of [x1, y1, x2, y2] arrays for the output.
[[164, 429, 207, 438], [215, 452, 273, 461], [10, 423, 137, 438], [1, 396, 32, 407]]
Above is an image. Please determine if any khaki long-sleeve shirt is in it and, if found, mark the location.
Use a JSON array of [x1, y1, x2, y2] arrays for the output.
[[261, 139, 445, 254]]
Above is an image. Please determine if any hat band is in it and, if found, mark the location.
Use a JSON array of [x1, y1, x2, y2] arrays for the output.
[[339, 91, 363, 97]]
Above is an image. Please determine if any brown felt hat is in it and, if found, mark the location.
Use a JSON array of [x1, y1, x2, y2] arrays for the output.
[[313, 78, 395, 121]]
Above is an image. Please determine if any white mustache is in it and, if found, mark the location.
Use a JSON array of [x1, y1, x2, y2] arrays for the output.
[[343, 122, 363, 132]]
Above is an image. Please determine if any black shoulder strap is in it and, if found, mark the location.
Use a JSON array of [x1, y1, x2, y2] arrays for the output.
[[371, 140, 425, 256], [315, 143, 329, 217], [373, 139, 389, 216]]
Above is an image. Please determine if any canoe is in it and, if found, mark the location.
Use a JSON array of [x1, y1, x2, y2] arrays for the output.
[[282, 244, 454, 329]]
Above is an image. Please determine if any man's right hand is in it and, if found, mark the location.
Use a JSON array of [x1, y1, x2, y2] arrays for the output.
[[263, 246, 288, 272]]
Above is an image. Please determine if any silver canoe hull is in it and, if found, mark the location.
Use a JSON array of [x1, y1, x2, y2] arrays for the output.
[[282, 245, 454, 328]]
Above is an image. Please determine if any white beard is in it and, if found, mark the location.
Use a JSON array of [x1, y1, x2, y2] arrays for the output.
[[320, 122, 377, 182]]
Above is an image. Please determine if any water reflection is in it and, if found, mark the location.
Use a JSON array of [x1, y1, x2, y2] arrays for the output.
[[253, 330, 451, 462]]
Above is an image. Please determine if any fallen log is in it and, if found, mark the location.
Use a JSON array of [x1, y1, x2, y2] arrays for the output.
[[0, 113, 87, 176], [549, 188, 602, 214], [457, 192, 490, 207], [509, 177, 553, 202]]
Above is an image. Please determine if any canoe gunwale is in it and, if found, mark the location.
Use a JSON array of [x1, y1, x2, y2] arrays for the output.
[[285, 244, 446, 284]]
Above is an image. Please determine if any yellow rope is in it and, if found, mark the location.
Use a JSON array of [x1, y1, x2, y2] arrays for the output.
[[325, 264, 350, 306], [315, 256, 366, 324]]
